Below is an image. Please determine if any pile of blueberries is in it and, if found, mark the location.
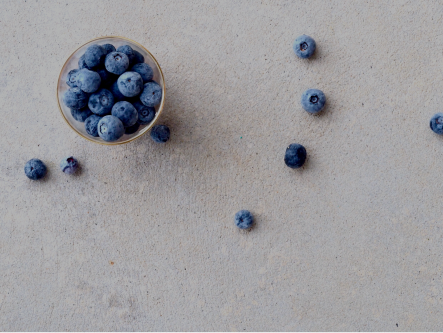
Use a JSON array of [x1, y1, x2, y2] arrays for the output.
[[62, 43, 169, 143]]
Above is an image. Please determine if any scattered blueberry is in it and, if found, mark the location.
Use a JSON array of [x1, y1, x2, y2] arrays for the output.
[[76, 69, 101, 93], [132, 50, 145, 64], [150, 124, 170, 143], [105, 52, 129, 75], [66, 69, 79, 88], [234, 210, 254, 229], [102, 43, 116, 55], [140, 81, 162, 107], [71, 107, 92, 122], [24, 159, 47, 180], [110, 81, 125, 102], [63, 87, 88, 110], [88, 88, 114, 116], [117, 71, 143, 97], [117, 45, 135, 65], [125, 122, 140, 134], [301, 89, 326, 114], [131, 63, 153, 82], [133, 101, 155, 125], [78, 54, 90, 69], [85, 114, 101, 137], [293, 35, 316, 59], [60, 156, 79, 174], [430, 113, 443, 135], [84, 44, 105, 68], [97, 115, 125, 142], [284, 143, 307, 169], [111, 101, 138, 127]]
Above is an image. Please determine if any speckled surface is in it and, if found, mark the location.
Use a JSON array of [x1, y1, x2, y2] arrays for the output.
[[2, 0, 443, 331]]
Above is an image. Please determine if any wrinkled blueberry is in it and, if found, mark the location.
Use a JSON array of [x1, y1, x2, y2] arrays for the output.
[[102, 43, 116, 55], [98, 115, 125, 142], [117, 45, 135, 65], [132, 50, 145, 64], [76, 69, 101, 93], [133, 101, 155, 125], [111, 101, 138, 127], [140, 81, 162, 107], [131, 63, 153, 83], [88, 88, 114, 116], [84, 44, 106, 68], [430, 113, 443, 135], [293, 35, 316, 59], [85, 114, 101, 137], [66, 69, 79, 88], [234, 210, 254, 229], [71, 107, 92, 122], [24, 159, 47, 180], [284, 143, 307, 169], [105, 52, 129, 75], [117, 71, 143, 97], [60, 156, 79, 174], [63, 87, 88, 110], [125, 122, 140, 134], [301, 89, 326, 114], [150, 124, 170, 143]]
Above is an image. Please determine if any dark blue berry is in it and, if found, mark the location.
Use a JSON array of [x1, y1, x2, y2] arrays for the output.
[[24, 159, 47, 180], [71, 107, 92, 122], [131, 63, 153, 82], [132, 50, 145, 64], [85, 114, 101, 137], [293, 35, 316, 59], [66, 69, 79, 88], [235, 210, 254, 229], [125, 122, 140, 134], [133, 101, 155, 125], [88, 88, 114, 116], [102, 43, 116, 55], [96, 68, 116, 87], [60, 156, 79, 174], [430, 113, 443, 135], [140, 81, 162, 107], [111, 101, 138, 127], [105, 52, 129, 75], [117, 71, 143, 97], [97, 115, 125, 142], [284, 143, 306, 169], [78, 54, 90, 69], [76, 69, 101, 93], [301, 89, 326, 114], [110, 81, 125, 102], [117, 45, 135, 65], [150, 124, 170, 143], [84, 44, 106, 68], [63, 87, 88, 110]]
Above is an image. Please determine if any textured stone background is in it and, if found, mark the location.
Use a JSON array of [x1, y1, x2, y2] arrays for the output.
[[1, 0, 443, 331]]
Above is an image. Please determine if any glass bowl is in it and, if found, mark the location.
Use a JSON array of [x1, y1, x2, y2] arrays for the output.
[[56, 36, 165, 145]]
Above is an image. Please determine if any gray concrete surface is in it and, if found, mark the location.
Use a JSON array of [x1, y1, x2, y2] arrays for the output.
[[1, 0, 443, 331]]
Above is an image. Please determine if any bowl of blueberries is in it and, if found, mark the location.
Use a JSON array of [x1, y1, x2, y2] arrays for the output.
[[57, 36, 165, 145]]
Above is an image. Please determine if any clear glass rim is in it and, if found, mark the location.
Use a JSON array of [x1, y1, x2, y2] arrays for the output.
[[56, 35, 166, 146]]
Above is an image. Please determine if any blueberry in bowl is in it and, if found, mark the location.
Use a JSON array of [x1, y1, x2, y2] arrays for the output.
[[57, 36, 165, 145]]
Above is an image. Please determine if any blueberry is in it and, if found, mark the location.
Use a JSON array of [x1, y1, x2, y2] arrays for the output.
[[60, 156, 79, 174], [150, 124, 170, 143], [85, 114, 101, 137], [76, 69, 101, 93], [88, 88, 114, 116], [293, 35, 316, 59], [117, 71, 143, 97], [301, 89, 326, 114], [24, 159, 47, 180], [131, 63, 153, 82], [78, 54, 90, 69], [84, 44, 106, 68], [110, 81, 125, 101], [430, 113, 443, 134], [105, 52, 129, 75], [132, 50, 145, 64], [97, 115, 125, 142], [102, 43, 116, 55], [71, 107, 92, 122], [234, 210, 254, 229], [125, 122, 140, 134], [284, 143, 307, 169], [116, 45, 135, 65], [133, 101, 155, 125], [111, 101, 138, 127], [66, 69, 79, 88], [140, 81, 162, 107], [96, 68, 116, 87], [63, 87, 88, 110]]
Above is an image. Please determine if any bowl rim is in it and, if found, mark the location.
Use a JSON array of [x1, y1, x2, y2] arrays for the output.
[[56, 35, 166, 146]]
